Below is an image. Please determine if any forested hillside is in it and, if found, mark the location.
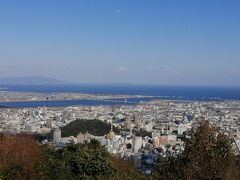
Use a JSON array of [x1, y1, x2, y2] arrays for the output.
[[61, 119, 119, 137]]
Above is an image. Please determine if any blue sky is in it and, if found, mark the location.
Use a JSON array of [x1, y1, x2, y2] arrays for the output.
[[0, 0, 240, 86]]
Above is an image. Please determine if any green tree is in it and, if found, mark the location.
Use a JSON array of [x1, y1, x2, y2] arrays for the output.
[[157, 121, 240, 180], [36, 139, 117, 179], [61, 119, 119, 137], [35, 145, 71, 180]]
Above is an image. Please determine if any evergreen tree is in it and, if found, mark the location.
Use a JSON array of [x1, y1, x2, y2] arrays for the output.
[[36, 139, 117, 179], [157, 121, 240, 180]]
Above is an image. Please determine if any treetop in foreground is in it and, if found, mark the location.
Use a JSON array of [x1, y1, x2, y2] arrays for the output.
[[157, 121, 240, 180]]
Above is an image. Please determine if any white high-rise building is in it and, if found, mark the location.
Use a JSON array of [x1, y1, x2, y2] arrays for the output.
[[77, 132, 85, 143], [53, 128, 61, 143], [134, 113, 140, 124], [133, 136, 142, 153], [46, 118, 53, 128]]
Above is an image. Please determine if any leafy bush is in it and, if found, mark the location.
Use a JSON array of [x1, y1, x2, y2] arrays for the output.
[[36, 139, 117, 179]]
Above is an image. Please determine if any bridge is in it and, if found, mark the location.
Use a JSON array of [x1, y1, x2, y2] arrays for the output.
[[0, 98, 142, 109], [92, 99, 140, 104]]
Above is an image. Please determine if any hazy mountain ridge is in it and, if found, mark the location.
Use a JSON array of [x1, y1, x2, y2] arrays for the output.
[[0, 76, 67, 84]]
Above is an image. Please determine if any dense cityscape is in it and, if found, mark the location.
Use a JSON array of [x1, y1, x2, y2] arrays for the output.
[[1, 0, 240, 179], [1, 91, 240, 176]]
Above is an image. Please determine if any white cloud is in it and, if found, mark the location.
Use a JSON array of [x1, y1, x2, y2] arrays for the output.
[[116, 66, 154, 72], [136, 67, 153, 72], [164, 67, 171, 72], [145, 67, 153, 71], [118, 66, 127, 72], [115, 9, 121, 14]]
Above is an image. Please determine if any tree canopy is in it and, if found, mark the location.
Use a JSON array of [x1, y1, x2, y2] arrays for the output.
[[156, 121, 240, 180], [61, 119, 119, 137], [36, 139, 116, 179], [0, 134, 40, 180], [0, 135, 142, 180]]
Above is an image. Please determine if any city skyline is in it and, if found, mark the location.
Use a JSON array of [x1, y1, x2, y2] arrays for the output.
[[0, 0, 240, 86]]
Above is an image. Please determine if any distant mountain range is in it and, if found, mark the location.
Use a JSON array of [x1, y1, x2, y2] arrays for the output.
[[0, 76, 67, 84]]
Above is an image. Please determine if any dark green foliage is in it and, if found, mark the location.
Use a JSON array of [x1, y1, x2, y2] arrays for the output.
[[156, 121, 240, 180], [0, 135, 142, 180], [36, 139, 117, 179], [32, 133, 51, 142], [133, 130, 152, 138], [61, 119, 119, 137]]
